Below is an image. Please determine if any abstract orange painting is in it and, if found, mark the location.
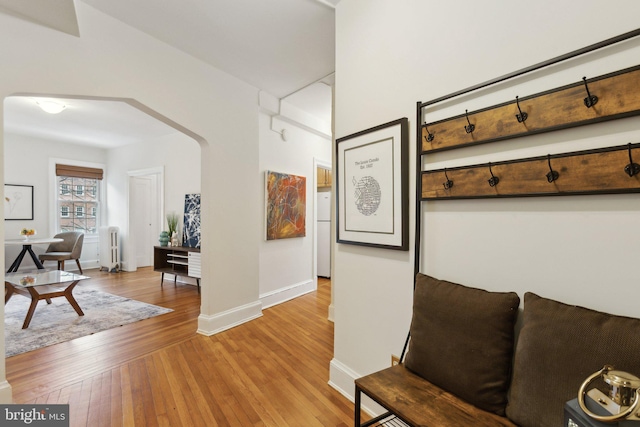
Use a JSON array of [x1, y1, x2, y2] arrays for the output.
[[265, 171, 306, 240]]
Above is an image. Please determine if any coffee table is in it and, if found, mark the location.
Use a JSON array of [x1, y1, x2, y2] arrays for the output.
[[4, 270, 89, 329]]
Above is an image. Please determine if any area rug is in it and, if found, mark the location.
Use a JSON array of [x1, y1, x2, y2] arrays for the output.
[[5, 288, 173, 357]]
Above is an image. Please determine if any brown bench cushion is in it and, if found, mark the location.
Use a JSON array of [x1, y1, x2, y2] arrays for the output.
[[404, 273, 520, 415], [506, 292, 640, 427]]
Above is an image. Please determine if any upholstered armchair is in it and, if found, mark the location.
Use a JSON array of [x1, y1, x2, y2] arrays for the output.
[[39, 231, 84, 273]]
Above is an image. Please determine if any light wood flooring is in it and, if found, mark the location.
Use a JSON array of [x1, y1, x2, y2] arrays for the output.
[[6, 267, 356, 426]]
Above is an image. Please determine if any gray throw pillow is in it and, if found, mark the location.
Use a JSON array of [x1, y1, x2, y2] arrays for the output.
[[404, 273, 520, 415], [506, 292, 640, 427]]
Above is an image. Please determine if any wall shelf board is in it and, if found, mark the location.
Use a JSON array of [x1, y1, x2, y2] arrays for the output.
[[421, 143, 640, 200], [421, 65, 640, 154]]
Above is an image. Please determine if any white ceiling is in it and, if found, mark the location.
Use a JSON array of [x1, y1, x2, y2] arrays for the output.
[[2, 0, 336, 148], [4, 97, 180, 149]]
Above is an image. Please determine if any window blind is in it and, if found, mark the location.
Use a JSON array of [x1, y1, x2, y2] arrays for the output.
[[56, 164, 103, 180]]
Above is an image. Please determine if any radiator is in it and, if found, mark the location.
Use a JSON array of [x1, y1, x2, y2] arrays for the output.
[[99, 226, 120, 272]]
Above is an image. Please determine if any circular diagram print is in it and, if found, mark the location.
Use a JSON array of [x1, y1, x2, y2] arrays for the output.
[[354, 176, 381, 216]]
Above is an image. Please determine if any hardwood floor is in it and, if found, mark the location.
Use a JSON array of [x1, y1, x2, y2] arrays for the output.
[[6, 267, 355, 426]]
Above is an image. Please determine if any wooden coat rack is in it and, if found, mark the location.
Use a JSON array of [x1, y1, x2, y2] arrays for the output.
[[411, 28, 640, 291], [421, 143, 640, 200], [421, 65, 640, 154]]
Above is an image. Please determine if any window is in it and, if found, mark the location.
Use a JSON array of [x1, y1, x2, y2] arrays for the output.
[[56, 164, 103, 235]]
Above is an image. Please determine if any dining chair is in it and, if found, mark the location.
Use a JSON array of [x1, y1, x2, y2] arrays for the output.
[[39, 231, 84, 273]]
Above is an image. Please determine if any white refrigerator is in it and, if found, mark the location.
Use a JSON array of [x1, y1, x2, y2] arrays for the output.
[[317, 191, 331, 278]]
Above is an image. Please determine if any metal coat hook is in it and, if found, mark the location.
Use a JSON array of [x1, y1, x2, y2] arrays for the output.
[[443, 168, 454, 190], [624, 143, 640, 177], [515, 96, 528, 123], [424, 123, 434, 142], [546, 154, 560, 183], [487, 163, 499, 187], [464, 109, 475, 134], [582, 76, 598, 108]]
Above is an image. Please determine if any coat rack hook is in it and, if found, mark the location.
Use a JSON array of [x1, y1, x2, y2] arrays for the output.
[[487, 162, 499, 187], [464, 109, 475, 134], [624, 143, 640, 177], [582, 76, 598, 108], [442, 168, 453, 190], [424, 123, 434, 142], [546, 154, 560, 183], [515, 96, 528, 123]]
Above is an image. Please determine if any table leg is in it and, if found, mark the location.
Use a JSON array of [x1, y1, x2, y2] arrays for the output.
[[5, 282, 15, 304], [17, 281, 84, 328], [63, 280, 84, 316], [6, 245, 45, 273], [25, 245, 45, 269], [7, 247, 28, 273], [23, 288, 42, 329]]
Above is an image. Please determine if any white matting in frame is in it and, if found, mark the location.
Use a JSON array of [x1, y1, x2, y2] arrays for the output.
[[4, 184, 34, 220], [336, 118, 408, 250]]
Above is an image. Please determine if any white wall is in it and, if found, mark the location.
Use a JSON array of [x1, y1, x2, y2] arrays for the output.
[[0, 1, 260, 401], [331, 0, 640, 403], [106, 132, 200, 270], [258, 112, 332, 307], [3, 132, 107, 271]]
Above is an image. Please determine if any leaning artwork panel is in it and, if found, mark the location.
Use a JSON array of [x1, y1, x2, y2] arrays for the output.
[[265, 171, 306, 240], [183, 193, 201, 248]]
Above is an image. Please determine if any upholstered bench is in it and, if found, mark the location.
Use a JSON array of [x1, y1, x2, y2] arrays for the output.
[[354, 273, 640, 427]]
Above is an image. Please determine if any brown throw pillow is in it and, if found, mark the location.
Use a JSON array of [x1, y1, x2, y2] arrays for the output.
[[506, 293, 640, 427], [404, 273, 520, 415]]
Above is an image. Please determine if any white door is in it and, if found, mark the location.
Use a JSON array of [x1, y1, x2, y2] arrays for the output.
[[131, 176, 154, 267]]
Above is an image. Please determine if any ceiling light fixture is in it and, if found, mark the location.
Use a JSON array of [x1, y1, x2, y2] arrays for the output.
[[36, 100, 66, 114]]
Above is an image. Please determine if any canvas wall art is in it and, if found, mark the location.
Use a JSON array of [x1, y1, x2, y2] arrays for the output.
[[183, 193, 201, 248], [265, 171, 306, 240]]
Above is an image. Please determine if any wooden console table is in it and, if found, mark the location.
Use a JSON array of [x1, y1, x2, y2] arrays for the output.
[[153, 246, 201, 293]]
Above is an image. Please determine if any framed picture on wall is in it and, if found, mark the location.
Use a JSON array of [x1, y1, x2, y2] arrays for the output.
[[4, 184, 34, 221], [336, 117, 409, 250], [265, 170, 306, 240]]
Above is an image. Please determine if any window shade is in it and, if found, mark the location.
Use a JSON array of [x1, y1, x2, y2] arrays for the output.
[[56, 164, 103, 180]]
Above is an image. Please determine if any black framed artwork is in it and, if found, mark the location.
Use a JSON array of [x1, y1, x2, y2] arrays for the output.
[[336, 118, 409, 250], [4, 184, 34, 221]]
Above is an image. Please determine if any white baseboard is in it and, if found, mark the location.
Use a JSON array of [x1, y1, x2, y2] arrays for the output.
[[328, 303, 334, 322], [328, 358, 386, 417], [197, 300, 263, 336], [328, 358, 358, 402], [260, 279, 316, 309], [0, 380, 13, 403]]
